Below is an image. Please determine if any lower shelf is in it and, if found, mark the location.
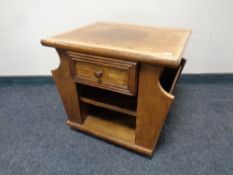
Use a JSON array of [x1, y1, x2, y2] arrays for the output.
[[83, 115, 135, 143], [66, 115, 152, 155]]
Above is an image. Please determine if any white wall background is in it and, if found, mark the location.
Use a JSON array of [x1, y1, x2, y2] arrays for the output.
[[0, 0, 233, 75]]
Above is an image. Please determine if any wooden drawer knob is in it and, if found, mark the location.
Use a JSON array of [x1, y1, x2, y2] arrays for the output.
[[94, 70, 103, 78]]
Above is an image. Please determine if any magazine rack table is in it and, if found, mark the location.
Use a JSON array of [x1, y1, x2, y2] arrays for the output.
[[41, 22, 191, 156]]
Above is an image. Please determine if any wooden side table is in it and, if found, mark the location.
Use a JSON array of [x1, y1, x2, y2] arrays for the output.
[[41, 22, 191, 156]]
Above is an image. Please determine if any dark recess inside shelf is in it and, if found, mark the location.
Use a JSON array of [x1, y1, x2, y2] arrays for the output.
[[77, 83, 137, 111], [86, 105, 136, 128], [160, 58, 186, 93]]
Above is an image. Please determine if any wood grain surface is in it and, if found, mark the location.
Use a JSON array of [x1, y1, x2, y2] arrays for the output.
[[51, 49, 83, 124], [68, 51, 138, 96], [41, 22, 191, 67], [135, 64, 174, 150]]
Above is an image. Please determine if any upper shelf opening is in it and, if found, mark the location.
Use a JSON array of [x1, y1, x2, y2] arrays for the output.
[[77, 83, 138, 115]]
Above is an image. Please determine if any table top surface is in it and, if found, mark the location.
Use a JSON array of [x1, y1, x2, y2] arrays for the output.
[[41, 22, 191, 67]]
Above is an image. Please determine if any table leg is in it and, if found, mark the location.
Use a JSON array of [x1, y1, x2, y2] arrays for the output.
[[52, 49, 83, 124], [135, 64, 174, 151]]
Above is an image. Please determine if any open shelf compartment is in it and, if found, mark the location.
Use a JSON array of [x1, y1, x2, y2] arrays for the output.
[[77, 84, 137, 117], [81, 106, 135, 143]]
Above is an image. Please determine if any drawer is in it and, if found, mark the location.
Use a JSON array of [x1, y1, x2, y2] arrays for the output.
[[67, 51, 138, 96]]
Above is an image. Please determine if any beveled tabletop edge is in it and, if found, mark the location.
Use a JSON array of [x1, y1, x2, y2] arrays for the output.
[[41, 22, 192, 68]]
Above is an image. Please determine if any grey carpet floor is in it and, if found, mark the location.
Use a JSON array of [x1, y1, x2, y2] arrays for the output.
[[0, 79, 232, 175]]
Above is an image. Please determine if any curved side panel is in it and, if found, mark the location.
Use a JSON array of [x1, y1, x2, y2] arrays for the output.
[[157, 79, 175, 100], [52, 49, 82, 124], [51, 50, 63, 75], [135, 64, 174, 152]]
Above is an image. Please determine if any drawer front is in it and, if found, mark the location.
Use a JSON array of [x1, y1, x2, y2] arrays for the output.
[[67, 51, 138, 96]]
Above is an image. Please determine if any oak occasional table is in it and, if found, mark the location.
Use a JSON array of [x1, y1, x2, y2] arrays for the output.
[[41, 22, 191, 156]]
